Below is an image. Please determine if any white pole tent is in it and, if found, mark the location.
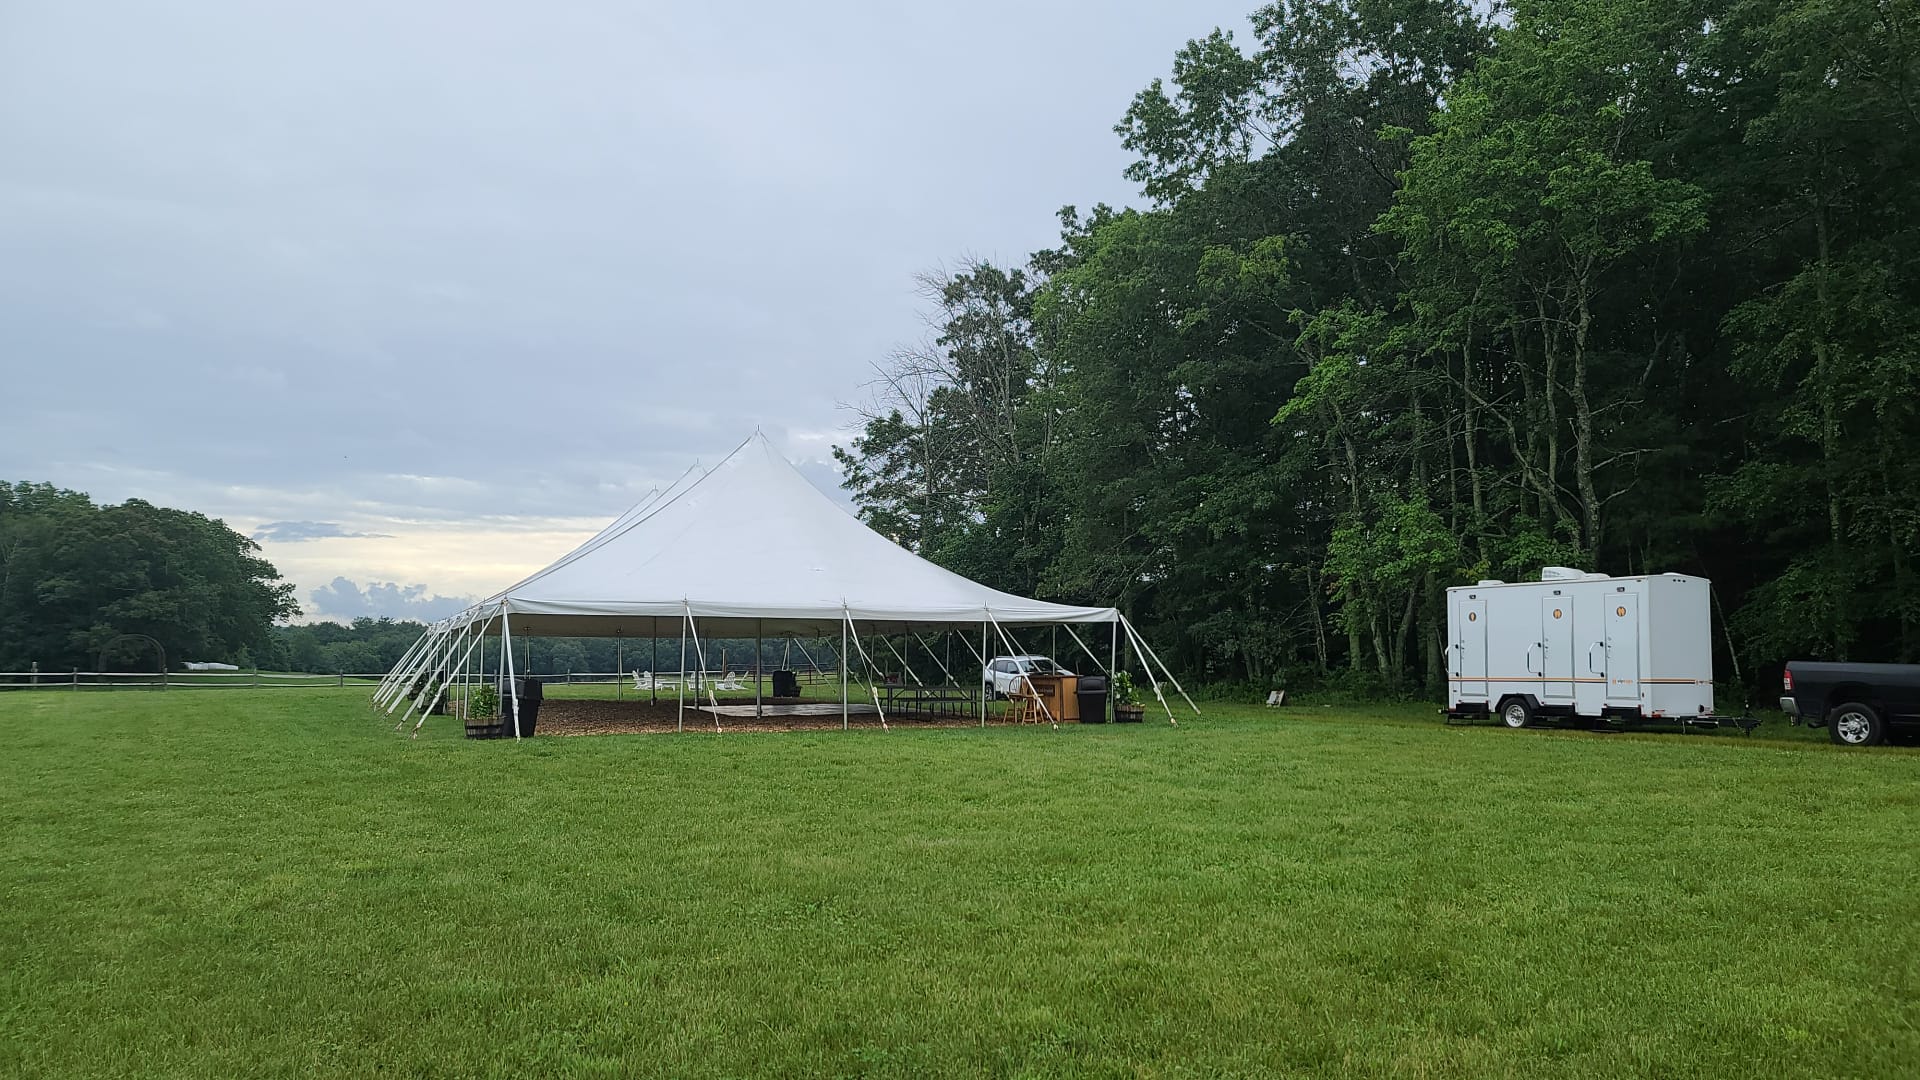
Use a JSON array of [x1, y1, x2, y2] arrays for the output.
[[380, 432, 1193, 735]]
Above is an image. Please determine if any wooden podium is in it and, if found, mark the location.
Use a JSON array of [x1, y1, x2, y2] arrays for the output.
[[1024, 674, 1080, 722]]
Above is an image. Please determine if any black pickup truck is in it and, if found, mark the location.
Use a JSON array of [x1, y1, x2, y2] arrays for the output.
[[1780, 661, 1920, 746]]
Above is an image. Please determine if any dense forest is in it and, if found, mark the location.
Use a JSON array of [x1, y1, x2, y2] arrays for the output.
[[0, 482, 298, 673], [835, 0, 1920, 698]]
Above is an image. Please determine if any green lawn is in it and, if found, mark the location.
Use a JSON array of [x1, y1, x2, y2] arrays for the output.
[[1, 690, 1914, 1078]]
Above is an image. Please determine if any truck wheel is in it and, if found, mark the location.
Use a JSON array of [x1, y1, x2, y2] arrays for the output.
[[1500, 699, 1534, 729], [1827, 702, 1886, 747]]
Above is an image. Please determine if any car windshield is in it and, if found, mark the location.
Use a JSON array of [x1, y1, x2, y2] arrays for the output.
[[1020, 659, 1058, 674]]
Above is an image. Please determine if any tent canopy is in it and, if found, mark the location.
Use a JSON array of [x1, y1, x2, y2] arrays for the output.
[[456, 432, 1116, 637]]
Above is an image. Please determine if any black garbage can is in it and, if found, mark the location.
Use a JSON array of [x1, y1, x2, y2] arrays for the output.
[[772, 670, 800, 698], [505, 676, 543, 736], [1076, 675, 1109, 724]]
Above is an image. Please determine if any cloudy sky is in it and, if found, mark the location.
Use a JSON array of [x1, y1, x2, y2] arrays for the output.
[[1, 1, 1251, 622]]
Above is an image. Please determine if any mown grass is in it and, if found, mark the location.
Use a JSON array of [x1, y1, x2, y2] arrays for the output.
[[1, 689, 1915, 1078]]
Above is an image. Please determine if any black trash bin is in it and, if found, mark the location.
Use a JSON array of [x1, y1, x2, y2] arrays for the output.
[[505, 676, 543, 736], [771, 670, 800, 699], [1076, 675, 1109, 724]]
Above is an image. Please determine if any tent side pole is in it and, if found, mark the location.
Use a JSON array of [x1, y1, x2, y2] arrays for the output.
[[684, 604, 721, 731], [504, 612, 521, 739], [1060, 623, 1105, 676], [987, 613, 1055, 728], [980, 619, 989, 727], [616, 634, 622, 701], [755, 618, 763, 721], [1123, 614, 1200, 717], [651, 616, 658, 705], [1118, 616, 1176, 725], [678, 611, 687, 733], [841, 612, 850, 731]]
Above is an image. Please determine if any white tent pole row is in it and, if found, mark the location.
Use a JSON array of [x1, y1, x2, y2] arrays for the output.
[[412, 620, 477, 716], [375, 626, 435, 706], [390, 622, 457, 721], [986, 611, 1055, 729], [382, 623, 446, 712], [1121, 614, 1200, 718], [375, 621, 438, 704], [412, 625, 490, 739], [395, 621, 467, 731], [841, 607, 889, 730]]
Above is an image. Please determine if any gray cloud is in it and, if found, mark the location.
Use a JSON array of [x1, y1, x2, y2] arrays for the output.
[[308, 578, 475, 622], [0, 0, 1253, 601], [253, 521, 392, 543]]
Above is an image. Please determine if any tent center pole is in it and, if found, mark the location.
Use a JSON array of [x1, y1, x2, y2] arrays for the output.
[[755, 618, 763, 720]]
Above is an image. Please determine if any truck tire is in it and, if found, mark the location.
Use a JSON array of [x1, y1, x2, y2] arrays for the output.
[[1827, 701, 1886, 747], [1499, 698, 1535, 729]]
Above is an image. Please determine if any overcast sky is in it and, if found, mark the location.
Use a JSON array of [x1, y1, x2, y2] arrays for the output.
[[0, 1, 1252, 622]]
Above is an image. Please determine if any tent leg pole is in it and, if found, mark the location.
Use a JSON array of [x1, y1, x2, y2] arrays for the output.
[[678, 614, 687, 733], [651, 617, 658, 705], [755, 619, 763, 720], [980, 619, 989, 727], [1111, 617, 1118, 684], [616, 637, 623, 701], [504, 613, 521, 740], [841, 613, 849, 731]]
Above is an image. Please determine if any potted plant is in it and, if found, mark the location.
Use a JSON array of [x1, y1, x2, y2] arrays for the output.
[[1112, 671, 1146, 723]]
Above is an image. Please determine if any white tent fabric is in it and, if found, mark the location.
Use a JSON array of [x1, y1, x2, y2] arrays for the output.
[[467, 432, 1117, 636], [376, 432, 1200, 734]]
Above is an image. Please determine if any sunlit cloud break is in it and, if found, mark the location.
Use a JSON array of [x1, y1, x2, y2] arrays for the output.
[[253, 521, 394, 543]]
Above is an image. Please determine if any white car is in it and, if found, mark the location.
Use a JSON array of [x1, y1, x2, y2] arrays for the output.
[[983, 655, 1072, 697]]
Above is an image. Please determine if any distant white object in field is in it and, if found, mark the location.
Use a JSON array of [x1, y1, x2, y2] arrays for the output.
[[184, 661, 239, 671], [1266, 690, 1285, 706]]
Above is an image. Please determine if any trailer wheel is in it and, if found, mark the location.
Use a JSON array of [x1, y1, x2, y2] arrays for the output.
[[1499, 698, 1534, 729], [1827, 701, 1885, 747]]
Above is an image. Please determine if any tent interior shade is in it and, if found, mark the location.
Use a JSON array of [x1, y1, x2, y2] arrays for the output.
[[450, 432, 1118, 637]]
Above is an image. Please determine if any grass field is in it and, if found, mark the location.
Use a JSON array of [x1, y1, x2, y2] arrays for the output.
[[1, 690, 1915, 1078]]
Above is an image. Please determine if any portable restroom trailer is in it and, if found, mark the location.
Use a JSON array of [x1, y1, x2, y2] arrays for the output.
[[1446, 568, 1714, 728]]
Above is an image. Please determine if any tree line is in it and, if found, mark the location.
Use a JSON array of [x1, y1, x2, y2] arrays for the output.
[[0, 482, 298, 673], [835, 0, 1920, 698]]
